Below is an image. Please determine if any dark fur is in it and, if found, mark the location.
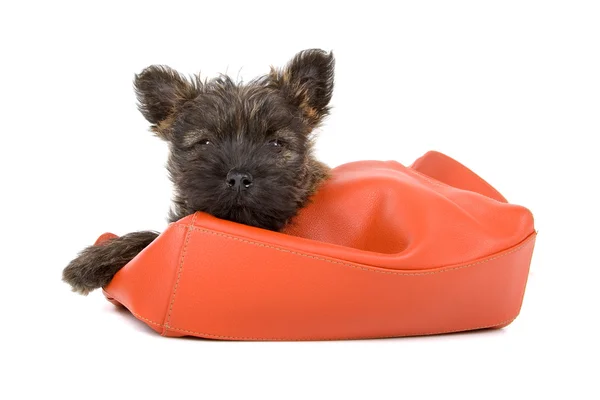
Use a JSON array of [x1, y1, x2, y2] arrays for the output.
[[62, 232, 159, 295], [63, 49, 334, 295]]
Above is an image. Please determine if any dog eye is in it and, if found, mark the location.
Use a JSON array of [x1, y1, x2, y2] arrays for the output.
[[267, 139, 283, 147], [199, 139, 211, 146]]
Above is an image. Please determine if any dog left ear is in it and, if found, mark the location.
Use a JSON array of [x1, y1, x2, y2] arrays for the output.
[[134, 65, 200, 140], [270, 49, 335, 127]]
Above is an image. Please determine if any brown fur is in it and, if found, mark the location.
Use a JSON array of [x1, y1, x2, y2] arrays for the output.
[[63, 49, 335, 295]]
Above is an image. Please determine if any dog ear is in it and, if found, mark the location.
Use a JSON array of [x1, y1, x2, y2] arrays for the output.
[[134, 65, 200, 138], [270, 49, 335, 127]]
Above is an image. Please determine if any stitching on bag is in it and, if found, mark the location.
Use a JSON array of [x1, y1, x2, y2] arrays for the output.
[[163, 213, 197, 332], [127, 306, 516, 339], [131, 312, 162, 328], [124, 305, 517, 340], [185, 226, 535, 276], [161, 316, 518, 341]]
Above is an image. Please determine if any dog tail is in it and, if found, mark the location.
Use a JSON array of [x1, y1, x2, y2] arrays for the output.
[[62, 231, 159, 295]]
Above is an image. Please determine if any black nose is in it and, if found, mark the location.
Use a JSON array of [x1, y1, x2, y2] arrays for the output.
[[226, 170, 253, 191]]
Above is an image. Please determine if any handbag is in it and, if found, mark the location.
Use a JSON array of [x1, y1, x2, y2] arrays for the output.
[[101, 151, 536, 340]]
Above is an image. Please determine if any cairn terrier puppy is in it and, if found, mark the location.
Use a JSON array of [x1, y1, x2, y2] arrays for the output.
[[63, 49, 333, 295]]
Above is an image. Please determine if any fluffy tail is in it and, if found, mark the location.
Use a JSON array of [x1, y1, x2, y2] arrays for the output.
[[62, 231, 159, 295]]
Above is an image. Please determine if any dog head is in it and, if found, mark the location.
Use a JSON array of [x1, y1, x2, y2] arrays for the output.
[[134, 49, 334, 230]]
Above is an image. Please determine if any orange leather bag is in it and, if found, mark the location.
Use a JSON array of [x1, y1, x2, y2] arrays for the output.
[[101, 151, 536, 340]]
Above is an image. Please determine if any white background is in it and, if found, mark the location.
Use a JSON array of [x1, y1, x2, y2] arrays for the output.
[[1, 1, 599, 398]]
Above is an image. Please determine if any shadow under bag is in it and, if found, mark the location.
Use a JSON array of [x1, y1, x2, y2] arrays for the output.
[[100, 151, 536, 340]]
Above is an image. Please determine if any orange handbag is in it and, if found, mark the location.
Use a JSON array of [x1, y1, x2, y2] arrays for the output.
[[101, 151, 536, 340]]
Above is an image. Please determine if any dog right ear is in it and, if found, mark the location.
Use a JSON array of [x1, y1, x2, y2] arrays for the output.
[[134, 65, 200, 138], [269, 49, 335, 128]]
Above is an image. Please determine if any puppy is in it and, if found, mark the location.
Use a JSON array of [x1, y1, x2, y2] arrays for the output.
[[63, 49, 334, 295]]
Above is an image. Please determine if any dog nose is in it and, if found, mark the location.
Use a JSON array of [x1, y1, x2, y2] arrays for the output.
[[226, 170, 253, 190]]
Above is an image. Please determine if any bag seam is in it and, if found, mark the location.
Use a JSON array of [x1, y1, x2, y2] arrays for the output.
[[182, 225, 535, 276], [162, 213, 197, 334], [128, 308, 517, 340]]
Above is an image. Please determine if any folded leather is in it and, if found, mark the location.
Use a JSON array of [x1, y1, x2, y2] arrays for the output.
[[103, 151, 536, 340]]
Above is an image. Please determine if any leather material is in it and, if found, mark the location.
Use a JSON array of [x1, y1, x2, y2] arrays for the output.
[[93, 232, 118, 246], [102, 151, 536, 340]]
